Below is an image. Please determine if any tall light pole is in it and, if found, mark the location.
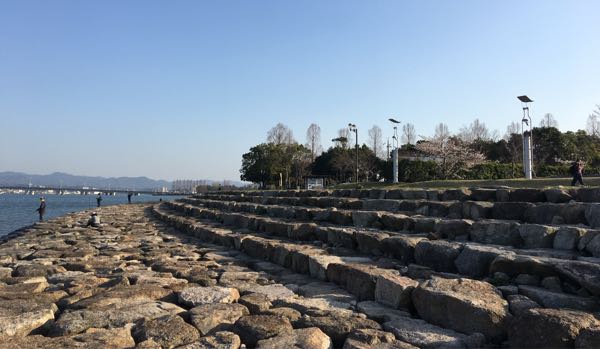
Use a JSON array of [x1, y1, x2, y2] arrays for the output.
[[518, 95, 534, 179], [348, 123, 358, 183], [389, 118, 401, 183]]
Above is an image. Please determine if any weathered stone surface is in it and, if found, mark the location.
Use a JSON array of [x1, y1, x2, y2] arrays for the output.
[[133, 314, 200, 348], [178, 331, 241, 349], [178, 286, 240, 307], [233, 315, 293, 347], [355, 231, 388, 256], [356, 301, 410, 322], [261, 307, 302, 322], [576, 326, 600, 349], [251, 283, 296, 301], [454, 244, 505, 278], [383, 317, 484, 349], [0, 299, 56, 340], [255, 327, 333, 349], [296, 314, 381, 346], [552, 259, 600, 297], [51, 300, 185, 335], [519, 224, 558, 248], [554, 227, 586, 250], [326, 263, 387, 301], [507, 294, 539, 316], [518, 285, 600, 311], [470, 220, 521, 246], [68, 284, 172, 310], [585, 204, 600, 228], [352, 211, 382, 228], [509, 308, 600, 348], [188, 303, 249, 335], [545, 188, 574, 203], [380, 235, 424, 265], [239, 293, 272, 314], [412, 277, 509, 341], [374, 273, 417, 309], [414, 240, 462, 273], [0, 326, 136, 349], [343, 329, 415, 349], [585, 234, 600, 257]]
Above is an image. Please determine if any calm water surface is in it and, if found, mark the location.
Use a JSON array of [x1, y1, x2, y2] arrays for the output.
[[0, 193, 184, 236]]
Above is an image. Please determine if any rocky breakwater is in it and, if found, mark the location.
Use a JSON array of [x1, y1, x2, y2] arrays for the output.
[[0, 203, 411, 349], [3, 186, 600, 348]]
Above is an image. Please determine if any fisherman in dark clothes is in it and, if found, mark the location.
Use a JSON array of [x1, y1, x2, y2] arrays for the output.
[[36, 197, 46, 222], [127, 192, 133, 204], [96, 194, 102, 207]]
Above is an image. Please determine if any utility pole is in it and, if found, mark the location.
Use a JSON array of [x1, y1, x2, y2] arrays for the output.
[[389, 118, 401, 183]]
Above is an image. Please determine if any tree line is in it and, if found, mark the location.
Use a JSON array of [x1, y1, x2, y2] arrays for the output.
[[240, 106, 600, 187]]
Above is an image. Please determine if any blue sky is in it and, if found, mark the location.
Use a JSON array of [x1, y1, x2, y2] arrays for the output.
[[1, 0, 599, 181]]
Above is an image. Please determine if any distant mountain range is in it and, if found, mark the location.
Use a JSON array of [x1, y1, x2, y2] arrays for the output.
[[0, 172, 171, 190]]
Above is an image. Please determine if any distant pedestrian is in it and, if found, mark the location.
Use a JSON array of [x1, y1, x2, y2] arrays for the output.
[[96, 194, 102, 207], [36, 197, 46, 222], [570, 159, 585, 186], [127, 192, 133, 204], [86, 212, 101, 227]]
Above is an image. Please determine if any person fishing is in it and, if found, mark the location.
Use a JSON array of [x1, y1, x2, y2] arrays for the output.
[[96, 194, 102, 207], [127, 192, 133, 204], [36, 197, 46, 222], [86, 212, 101, 227]]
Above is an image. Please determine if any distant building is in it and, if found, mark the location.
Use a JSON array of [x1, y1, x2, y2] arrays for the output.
[[172, 180, 210, 193]]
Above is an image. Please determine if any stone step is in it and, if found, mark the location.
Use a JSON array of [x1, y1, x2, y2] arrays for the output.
[[153, 203, 600, 347], [214, 186, 600, 204], [177, 198, 600, 257], [154, 204, 600, 312], [196, 193, 600, 228]]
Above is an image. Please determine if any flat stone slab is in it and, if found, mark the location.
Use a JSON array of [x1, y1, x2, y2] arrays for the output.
[[178, 286, 240, 307]]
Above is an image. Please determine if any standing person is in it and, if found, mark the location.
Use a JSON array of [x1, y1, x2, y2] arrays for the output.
[[127, 192, 133, 204], [36, 197, 46, 222], [96, 194, 102, 207], [571, 159, 585, 186]]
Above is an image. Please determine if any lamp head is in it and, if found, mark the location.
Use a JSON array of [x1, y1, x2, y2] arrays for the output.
[[517, 95, 533, 103]]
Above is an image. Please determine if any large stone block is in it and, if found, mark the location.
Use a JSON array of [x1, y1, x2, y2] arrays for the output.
[[518, 285, 600, 312], [518, 224, 558, 248], [454, 244, 506, 278], [491, 202, 534, 221], [374, 273, 418, 309], [383, 315, 485, 349], [355, 231, 389, 256], [585, 204, 600, 228], [509, 188, 545, 202], [412, 277, 509, 341], [461, 201, 493, 220], [544, 188, 573, 203], [508, 308, 600, 348], [554, 227, 586, 250], [434, 219, 472, 240], [381, 235, 425, 265], [352, 211, 382, 228], [470, 220, 521, 246], [363, 199, 401, 212], [414, 240, 463, 273], [326, 263, 387, 301]]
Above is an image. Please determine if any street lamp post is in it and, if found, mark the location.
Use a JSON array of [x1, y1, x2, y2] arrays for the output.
[[389, 118, 401, 183], [348, 123, 358, 183], [518, 95, 534, 179]]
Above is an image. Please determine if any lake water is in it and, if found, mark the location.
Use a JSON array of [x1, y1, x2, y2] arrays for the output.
[[0, 193, 184, 236]]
